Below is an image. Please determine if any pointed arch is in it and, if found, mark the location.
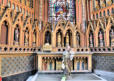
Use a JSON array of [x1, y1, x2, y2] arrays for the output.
[[0, 21, 9, 45]]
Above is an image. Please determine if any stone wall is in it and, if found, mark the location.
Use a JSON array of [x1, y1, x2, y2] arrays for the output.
[[92, 53, 114, 72], [0, 53, 37, 81]]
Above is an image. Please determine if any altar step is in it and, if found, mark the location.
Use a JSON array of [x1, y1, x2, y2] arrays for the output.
[[35, 73, 107, 81]]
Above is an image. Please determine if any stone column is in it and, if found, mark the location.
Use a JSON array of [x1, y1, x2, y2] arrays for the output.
[[45, 0, 48, 22], [8, 22, 12, 46], [20, 28, 23, 46], [88, 55, 92, 72], [0, 56, 1, 76], [11, 27, 14, 45], [38, 55, 42, 71], [73, 33, 76, 48], [52, 32, 56, 47]]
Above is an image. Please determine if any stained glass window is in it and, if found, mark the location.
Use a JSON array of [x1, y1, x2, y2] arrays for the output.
[[48, 0, 76, 24]]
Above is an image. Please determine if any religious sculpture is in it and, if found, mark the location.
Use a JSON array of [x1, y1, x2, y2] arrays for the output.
[[24, 30, 29, 45], [58, 32, 61, 47], [14, 27, 19, 45], [46, 32, 50, 44], [90, 34, 93, 47], [66, 33, 69, 46], [76, 33, 80, 47], [99, 31, 104, 47], [44, 60, 47, 70], [62, 46, 74, 80], [110, 29, 114, 46], [33, 32, 36, 45]]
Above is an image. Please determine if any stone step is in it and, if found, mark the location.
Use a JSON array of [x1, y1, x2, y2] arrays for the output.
[[35, 73, 107, 81]]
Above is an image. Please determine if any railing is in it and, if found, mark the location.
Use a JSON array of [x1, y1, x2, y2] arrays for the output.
[[0, 45, 41, 53], [90, 47, 114, 53], [0, 45, 113, 54]]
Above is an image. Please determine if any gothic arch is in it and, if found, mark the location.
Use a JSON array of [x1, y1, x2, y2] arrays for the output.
[[55, 19, 66, 31], [95, 21, 106, 47], [43, 23, 52, 45], [64, 21, 74, 35], [0, 20, 11, 45], [54, 26, 64, 36], [86, 23, 94, 47], [105, 17, 114, 46], [0, 21, 9, 45]]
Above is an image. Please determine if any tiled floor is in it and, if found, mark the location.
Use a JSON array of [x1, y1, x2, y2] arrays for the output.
[[35, 73, 107, 81]]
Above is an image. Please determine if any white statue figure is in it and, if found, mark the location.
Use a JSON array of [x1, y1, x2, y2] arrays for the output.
[[14, 27, 19, 43], [62, 46, 74, 79]]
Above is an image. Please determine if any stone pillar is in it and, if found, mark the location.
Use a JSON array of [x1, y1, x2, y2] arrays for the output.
[[52, 32, 56, 47], [11, 27, 14, 45], [8, 22, 12, 46], [20, 28, 24, 46], [0, 56, 1, 76], [38, 55, 42, 71], [45, 0, 48, 22], [73, 33, 76, 48], [52, 60, 54, 70], [36, 31, 39, 46], [88, 55, 92, 72]]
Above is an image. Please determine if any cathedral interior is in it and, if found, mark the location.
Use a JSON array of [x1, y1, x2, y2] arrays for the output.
[[0, 0, 114, 81]]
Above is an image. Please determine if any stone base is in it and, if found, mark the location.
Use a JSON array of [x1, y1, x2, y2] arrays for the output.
[[2, 70, 37, 81]]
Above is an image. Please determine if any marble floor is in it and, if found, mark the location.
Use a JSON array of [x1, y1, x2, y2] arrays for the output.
[[35, 73, 107, 81]]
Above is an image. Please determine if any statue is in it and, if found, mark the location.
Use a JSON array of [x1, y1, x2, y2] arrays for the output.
[[33, 32, 36, 45], [76, 34, 80, 47], [110, 29, 114, 46], [14, 27, 19, 43], [90, 34, 93, 47], [99, 31, 104, 47], [58, 33, 61, 47], [24, 31, 29, 45], [46, 33, 50, 44], [62, 46, 74, 80], [66, 33, 69, 46]]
